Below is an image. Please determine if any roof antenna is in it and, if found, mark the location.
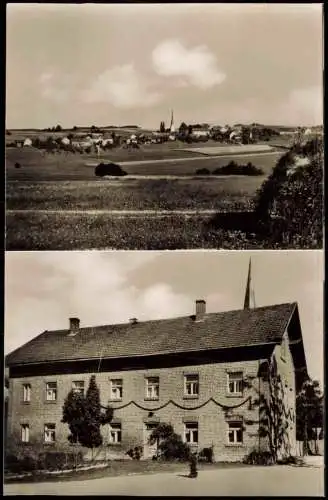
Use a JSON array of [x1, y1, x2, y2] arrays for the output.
[[243, 258, 252, 309]]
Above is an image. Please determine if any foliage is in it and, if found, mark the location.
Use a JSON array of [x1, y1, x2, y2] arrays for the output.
[[159, 121, 166, 133], [198, 446, 214, 463], [254, 138, 323, 247], [243, 450, 274, 465], [37, 451, 83, 471], [296, 378, 323, 453], [62, 375, 113, 452], [126, 446, 143, 460], [95, 163, 127, 177], [149, 423, 190, 461], [195, 167, 211, 175], [243, 357, 294, 464], [277, 455, 303, 465], [211, 161, 263, 176]]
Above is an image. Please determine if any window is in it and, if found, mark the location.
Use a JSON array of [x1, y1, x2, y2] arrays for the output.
[[72, 381, 84, 395], [108, 423, 122, 444], [145, 377, 159, 400], [184, 374, 199, 396], [21, 424, 29, 443], [227, 422, 243, 444], [110, 379, 123, 400], [184, 422, 198, 444], [22, 384, 31, 402], [227, 372, 243, 395], [46, 382, 57, 401], [44, 423, 56, 443]]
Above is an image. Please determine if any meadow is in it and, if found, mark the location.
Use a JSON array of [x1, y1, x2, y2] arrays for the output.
[[5, 142, 284, 249]]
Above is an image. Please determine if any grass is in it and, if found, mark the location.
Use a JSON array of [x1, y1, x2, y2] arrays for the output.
[[6, 146, 282, 181], [6, 178, 260, 211], [6, 212, 267, 250], [4, 459, 251, 484]]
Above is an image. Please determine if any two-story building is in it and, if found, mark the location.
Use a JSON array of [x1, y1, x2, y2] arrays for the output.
[[5, 299, 308, 462]]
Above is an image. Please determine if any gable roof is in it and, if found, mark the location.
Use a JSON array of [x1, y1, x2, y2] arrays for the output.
[[6, 303, 299, 367]]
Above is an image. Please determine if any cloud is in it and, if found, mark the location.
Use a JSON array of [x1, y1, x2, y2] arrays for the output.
[[152, 39, 226, 90], [81, 64, 162, 108], [4, 252, 189, 355], [38, 69, 73, 103]]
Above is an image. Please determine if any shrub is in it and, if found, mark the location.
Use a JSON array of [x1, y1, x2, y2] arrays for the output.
[[15, 162, 21, 169], [243, 450, 274, 465], [95, 162, 127, 177], [212, 162, 263, 176], [126, 446, 143, 460], [277, 455, 303, 466], [195, 168, 211, 175], [149, 423, 190, 461], [5, 453, 38, 474], [198, 446, 214, 463], [37, 450, 84, 471]]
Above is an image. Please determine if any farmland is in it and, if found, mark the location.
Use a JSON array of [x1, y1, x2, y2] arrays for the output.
[[5, 142, 284, 249]]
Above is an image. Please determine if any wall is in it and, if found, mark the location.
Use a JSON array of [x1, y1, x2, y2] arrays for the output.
[[8, 358, 264, 462]]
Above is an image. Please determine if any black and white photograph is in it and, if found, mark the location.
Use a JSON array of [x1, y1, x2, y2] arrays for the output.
[[5, 3, 323, 250], [4, 251, 324, 495]]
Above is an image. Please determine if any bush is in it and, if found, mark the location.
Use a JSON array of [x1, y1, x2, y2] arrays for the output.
[[126, 446, 143, 460], [277, 455, 303, 466], [37, 451, 84, 471], [15, 162, 21, 169], [212, 162, 263, 176], [95, 162, 127, 177], [195, 168, 211, 175], [243, 450, 274, 465], [157, 434, 190, 461], [5, 453, 38, 474], [198, 446, 214, 463]]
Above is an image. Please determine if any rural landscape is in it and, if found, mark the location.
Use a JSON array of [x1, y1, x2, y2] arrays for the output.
[[5, 123, 323, 250]]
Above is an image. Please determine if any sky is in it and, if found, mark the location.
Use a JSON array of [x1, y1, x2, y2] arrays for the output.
[[5, 250, 324, 387], [6, 3, 323, 129]]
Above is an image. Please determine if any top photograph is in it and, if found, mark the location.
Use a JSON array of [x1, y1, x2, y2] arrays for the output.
[[5, 3, 323, 251]]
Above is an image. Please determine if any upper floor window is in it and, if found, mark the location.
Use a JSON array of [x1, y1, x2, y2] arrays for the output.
[[184, 374, 199, 397], [44, 423, 56, 443], [227, 421, 243, 445], [22, 383, 31, 402], [227, 372, 243, 395], [110, 379, 123, 400], [21, 423, 29, 443], [109, 423, 122, 444], [46, 382, 57, 401], [145, 377, 159, 400], [184, 422, 198, 444], [72, 381, 84, 396]]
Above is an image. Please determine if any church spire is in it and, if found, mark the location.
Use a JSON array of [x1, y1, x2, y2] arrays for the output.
[[243, 258, 252, 309]]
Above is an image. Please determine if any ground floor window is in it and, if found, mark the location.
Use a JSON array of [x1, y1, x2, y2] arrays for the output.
[[44, 423, 56, 443], [109, 423, 122, 443], [184, 422, 199, 444], [227, 422, 243, 444], [21, 423, 29, 443]]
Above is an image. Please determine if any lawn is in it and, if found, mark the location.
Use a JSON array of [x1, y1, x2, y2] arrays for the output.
[[4, 459, 250, 484], [5, 212, 267, 250], [6, 178, 262, 211]]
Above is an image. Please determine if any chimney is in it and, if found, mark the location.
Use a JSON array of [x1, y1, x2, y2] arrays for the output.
[[69, 317, 80, 336], [195, 299, 206, 321], [129, 317, 138, 325]]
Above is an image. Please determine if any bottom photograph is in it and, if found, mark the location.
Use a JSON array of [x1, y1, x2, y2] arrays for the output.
[[4, 250, 324, 496]]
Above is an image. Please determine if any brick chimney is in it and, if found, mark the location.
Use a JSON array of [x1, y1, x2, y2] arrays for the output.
[[195, 299, 206, 321], [69, 317, 80, 336]]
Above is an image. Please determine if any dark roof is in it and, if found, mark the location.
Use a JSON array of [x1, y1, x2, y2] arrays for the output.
[[6, 303, 298, 367]]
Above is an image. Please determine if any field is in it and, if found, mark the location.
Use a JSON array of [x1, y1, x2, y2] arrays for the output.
[[5, 142, 284, 249]]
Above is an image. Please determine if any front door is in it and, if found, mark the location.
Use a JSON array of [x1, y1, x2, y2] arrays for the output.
[[143, 422, 158, 459]]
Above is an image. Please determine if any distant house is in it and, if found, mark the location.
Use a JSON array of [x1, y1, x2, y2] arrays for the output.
[[23, 138, 32, 147], [192, 129, 210, 138], [61, 137, 70, 146]]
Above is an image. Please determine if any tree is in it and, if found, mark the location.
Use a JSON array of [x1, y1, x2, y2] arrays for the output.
[[159, 121, 166, 133], [62, 375, 113, 459], [296, 379, 323, 455], [149, 423, 190, 461], [188, 124, 193, 135], [55, 124, 62, 132]]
